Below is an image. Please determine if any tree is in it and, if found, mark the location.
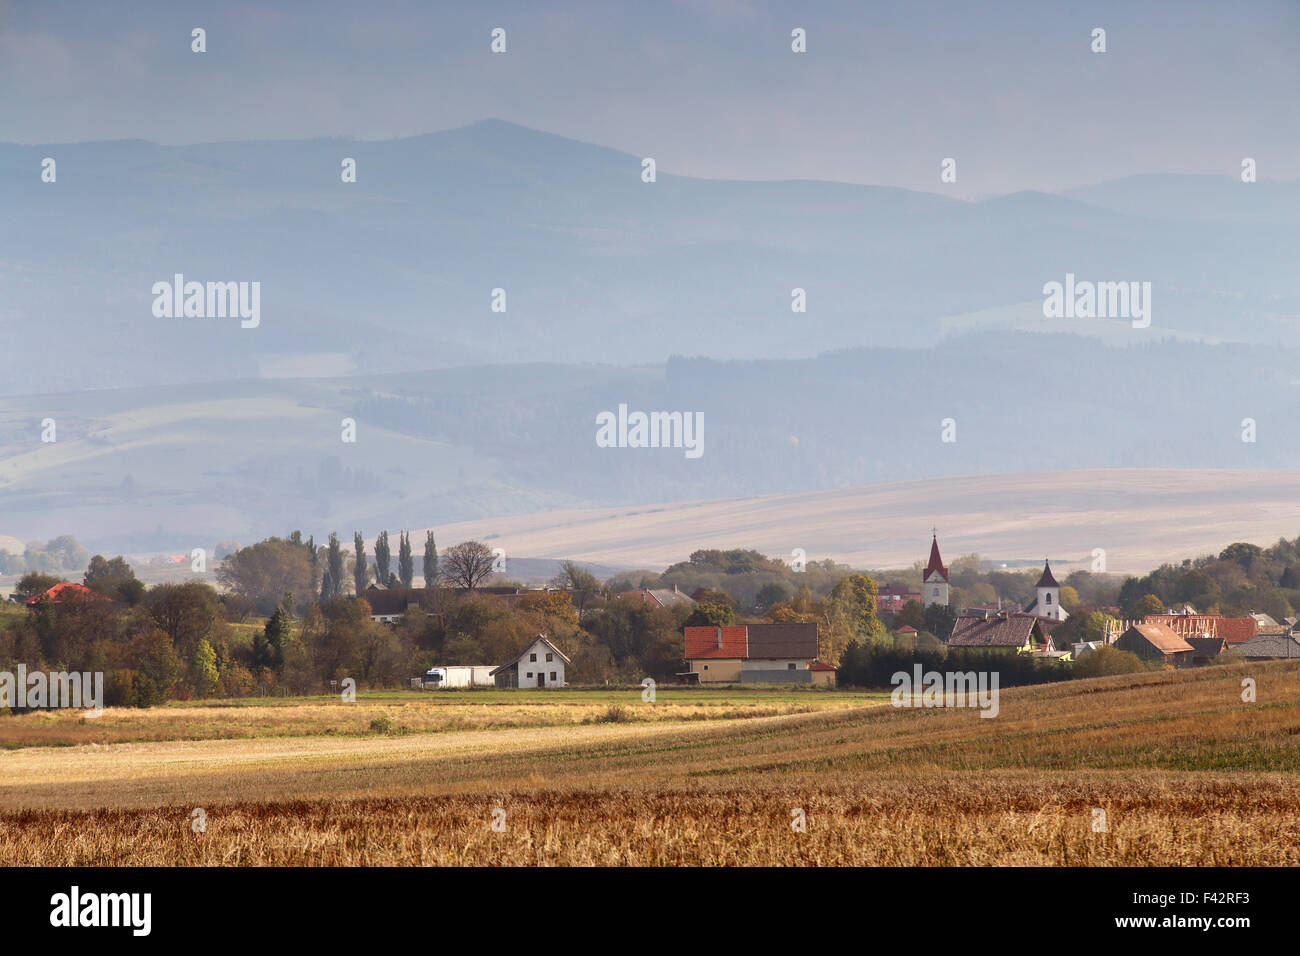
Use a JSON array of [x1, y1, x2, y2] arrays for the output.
[[262, 603, 293, 668], [398, 532, 414, 588], [146, 581, 221, 658], [423, 531, 438, 589], [325, 533, 345, 599], [15, 571, 64, 598], [1127, 593, 1166, 618], [894, 599, 926, 630], [682, 602, 735, 629], [754, 582, 789, 613], [190, 639, 221, 698], [443, 541, 496, 589], [824, 573, 887, 662], [216, 537, 314, 615], [550, 560, 599, 592], [84, 554, 135, 585], [922, 602, 958, 641], [1072, 645, 1146, 678], [353, 532, 368, 594], [375, 531, 391, 587], [1220, 542, 1264, 569]]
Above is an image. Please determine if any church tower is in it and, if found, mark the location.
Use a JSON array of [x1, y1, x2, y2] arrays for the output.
[[923, 534, 949, 607], [1028, 559, 1068, 621]]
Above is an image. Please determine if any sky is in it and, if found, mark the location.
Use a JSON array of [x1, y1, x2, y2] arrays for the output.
[[2, 0, 1298, 197]]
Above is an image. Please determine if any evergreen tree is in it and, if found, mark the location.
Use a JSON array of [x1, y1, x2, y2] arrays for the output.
[[423, 530, 438, 588], [353, 531, 368, 594], [306, 535, 318, 593], [326, 533, 344, 598], [375, 531, 391, 587], [398, 531, 414, 588], [264, 603, 292, 667]]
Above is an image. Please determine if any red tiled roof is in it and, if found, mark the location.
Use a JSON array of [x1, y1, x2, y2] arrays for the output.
[[809, 663, 836, 672], [1144, 614, 1257, 645], [684, 625, 748, 659], [24, 582, 108, 606], [896, 625, 917, 633], [924, 536, 949, 583], [684, 623, 818, 661]]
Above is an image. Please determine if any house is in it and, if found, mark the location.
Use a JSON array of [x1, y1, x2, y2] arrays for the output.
[[490, 635, 570, 688], [1249, 612, 1291, 638], [363, 587, 415, 624], [1021, 560, 1068, 622], [683, 622, 819, 683], [1186, 635, 1225, 665], [1114, 623, 1194, 666], [947, 611, 1055, 653], [24, 583, 109, 606], [878, 584, 922, 616], [922, 535, 949, 608], [621, 586, 697, 609], [1230, 634, 1300, 661], [422, 665, 495, 688], [1072, 640, 1103, 659], [809, 662, 837, 686]]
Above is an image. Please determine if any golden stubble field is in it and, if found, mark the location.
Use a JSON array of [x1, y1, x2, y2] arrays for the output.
[[2, 664, 1299, 865]]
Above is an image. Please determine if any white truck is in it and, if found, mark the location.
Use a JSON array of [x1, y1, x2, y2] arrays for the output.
[[422, 665, 495, 688]]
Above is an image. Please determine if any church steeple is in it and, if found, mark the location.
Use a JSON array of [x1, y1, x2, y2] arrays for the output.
[[925, 534, 949, 583], [923, 533, 949, 608]]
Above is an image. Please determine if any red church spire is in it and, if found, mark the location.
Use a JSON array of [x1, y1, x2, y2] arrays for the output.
[[925, 534, 949, 583]]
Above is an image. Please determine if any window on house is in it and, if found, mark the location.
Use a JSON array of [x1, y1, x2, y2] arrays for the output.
[[526, 672, 532, 678], [546, 653, 553, 662], [703, 665, 709, 670], [529, 653, 537, 661], [550, 672, 557, 681], [787, 662, 796, 670]]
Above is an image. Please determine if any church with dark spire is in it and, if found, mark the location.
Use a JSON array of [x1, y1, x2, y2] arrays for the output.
[[923, 534, 949, 608], [1023, 559, 1069, 621]]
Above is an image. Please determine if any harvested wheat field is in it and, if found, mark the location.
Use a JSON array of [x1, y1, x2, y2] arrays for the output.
[[2, 662, 1298, 865]]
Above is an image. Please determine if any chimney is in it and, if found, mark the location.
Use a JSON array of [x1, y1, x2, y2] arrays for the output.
[[716, 626, 723, 650]]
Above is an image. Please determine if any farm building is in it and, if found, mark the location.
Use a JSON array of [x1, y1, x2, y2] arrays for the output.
[[683, 623, 819, 683], [422, 665, 495, 688], [947, 611, 1056, 653], [490, 635, 570, 688], [1230, 634, 1300, 660], [1114, 623, 1195, 666]]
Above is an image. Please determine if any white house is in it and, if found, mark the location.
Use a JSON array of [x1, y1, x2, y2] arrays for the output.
[[490, 635, 570, 688]]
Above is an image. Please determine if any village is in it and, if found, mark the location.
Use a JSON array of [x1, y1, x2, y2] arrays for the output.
[[4, 528, 1299, 708]]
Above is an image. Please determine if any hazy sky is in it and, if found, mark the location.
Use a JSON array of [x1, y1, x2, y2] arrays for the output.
[[2, 0, 1298, 196]]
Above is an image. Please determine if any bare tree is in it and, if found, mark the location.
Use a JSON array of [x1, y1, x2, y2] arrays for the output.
[[443, 540, 497, 589]]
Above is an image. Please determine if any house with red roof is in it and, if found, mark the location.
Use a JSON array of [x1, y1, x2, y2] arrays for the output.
[[24, 583, 109, 607], [683, 622, 819, 683]]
